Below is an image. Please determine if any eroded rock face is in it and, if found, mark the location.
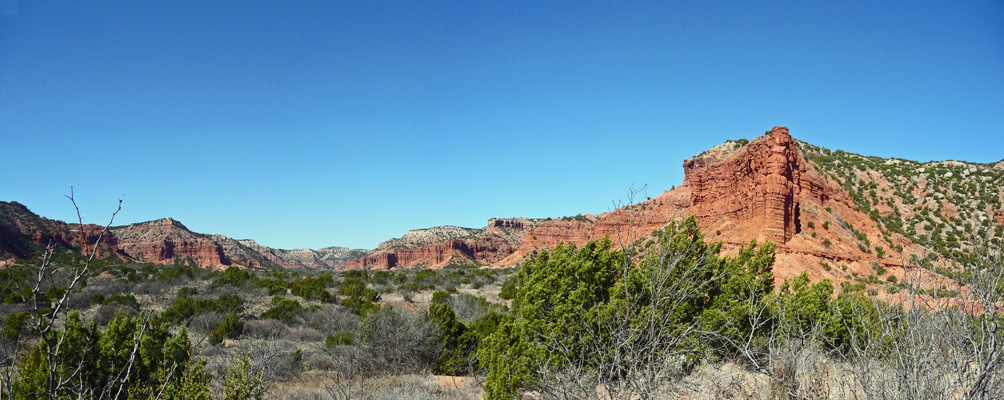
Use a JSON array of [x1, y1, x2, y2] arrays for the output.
[[493, 187, 693, 267], [345, 218, 544, 269], [684, 126, 832, 245], [114, 219, 371, 269], [0, 201, 126, 261], [114, 219, 229, 268]]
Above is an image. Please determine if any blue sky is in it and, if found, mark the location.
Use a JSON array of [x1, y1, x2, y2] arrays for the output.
[[2, 1, 1002, 250]]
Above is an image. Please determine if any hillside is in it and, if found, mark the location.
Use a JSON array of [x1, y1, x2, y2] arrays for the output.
[[111, 219, 370, 269], [0, 206, 369, 269], [346, 218, 546, 269], [4, 126, 1000, 283], [0, 201, 127, 263], [489, 126, 1001, 291]]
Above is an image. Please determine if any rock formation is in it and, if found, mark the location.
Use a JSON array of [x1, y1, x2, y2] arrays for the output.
[[346, 218, 544, 269], [0, 201, 126, 261], [683, 126, 834, 245], [7, 125, 997, 288], [113, 219, 230, 268], [113, 219, 371, 269]]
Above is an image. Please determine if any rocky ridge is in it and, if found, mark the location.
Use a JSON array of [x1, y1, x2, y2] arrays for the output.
[[345, 218, 546, 269], [111, 220, 370, 269], [490, 127, 931, 287], [5, 126, 999, 287], [0, 201, 127, 261]]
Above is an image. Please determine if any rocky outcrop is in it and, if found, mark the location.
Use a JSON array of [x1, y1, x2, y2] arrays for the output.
[[0, 201, 127, 261], [113, 219, 229, 268], [494, 188, 693, 266], [345, 218, 545, 269], [995, 209, 1004, 228], [113, 219, 370, 269], [684, 126, 836, 245], [492, 127, 924, 291], [218, 237, 370, 269]]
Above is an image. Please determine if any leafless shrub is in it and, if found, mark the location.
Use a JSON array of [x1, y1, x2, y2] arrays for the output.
[[837, 230, 1004, 400], [83, 279, 131, 297], [282, 388, 330, 400], [288, 326, 326, 342], [244, 319, 290, 339], [64, 291, 94, 311], [92, 304, 138, 326], [358, 306, 441, 374], [132, 280, 169, 295], [189, 311, 224, 335], [199, 342, 225, 359], [302, 348, 337, 371], [446, 293, 491, 323], [308, 305, 360, 333], [317, 373, 482, 400]]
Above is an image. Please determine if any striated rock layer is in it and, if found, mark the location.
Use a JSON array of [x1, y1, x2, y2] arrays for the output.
[[487, 126, 928, 289], [494, 187, 693, 266], [684, 126, 836, 245], [113, 219, 229, 268], [113, 219, 371, 269], [0, 201, 128, 261], [345, 218, 545, 269]]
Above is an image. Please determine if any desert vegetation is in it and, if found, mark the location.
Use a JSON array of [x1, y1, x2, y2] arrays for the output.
[[3, 184, 1003, 399]]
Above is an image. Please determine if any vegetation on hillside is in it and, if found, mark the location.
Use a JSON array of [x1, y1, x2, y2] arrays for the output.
[[800, 141, 1003, 265], [4, 146, 1004, 399]]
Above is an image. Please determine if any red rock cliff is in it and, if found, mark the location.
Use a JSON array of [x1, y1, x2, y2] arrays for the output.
[[345, 218, 544, 270], [0, 201, 126, 261], [684, 126, 833, 245], [113, 219, 229, 269]]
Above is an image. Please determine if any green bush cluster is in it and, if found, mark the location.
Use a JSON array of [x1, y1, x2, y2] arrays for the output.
[[325, 331, 353, 347], [160, 294, 244, 325], [474, 215, 922, 399], [209, 312, 244, 345], [260, 295, 306, 323], [11, 311, 208, 399], [338, 277, 380, 316], [290, 274, 336, 302]]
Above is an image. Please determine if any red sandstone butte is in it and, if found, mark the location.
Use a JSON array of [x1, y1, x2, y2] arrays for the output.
[[684, 126, 835, 245], [113, 218, 230, 269]]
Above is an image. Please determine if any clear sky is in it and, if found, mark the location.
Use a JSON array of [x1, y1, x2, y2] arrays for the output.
[[2, 1, 1002, 250]]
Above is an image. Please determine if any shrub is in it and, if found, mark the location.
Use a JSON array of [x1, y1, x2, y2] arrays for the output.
[[212, 266, 259, 288], [91, 292, 105, 305], [339, 278, 379, 302], [209, 312, 244, 345], [102, 293, 138, 308], [432, 290, 451, 305], [160, 294, 244, 325], [177, 286, 199, 298], [340, 297, 380, 317], [11, 311, 204, 397], [2, 311, 28, 340], [325, 331, 353, 347], [307, 305, 360, 333], [478, 216, 771, 399], [260, 296, 305, 324], [498, 276, 517, 300], [428, 303, 477, 375], [359, 306, 440, 373], [290, 275, 336, 302]]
